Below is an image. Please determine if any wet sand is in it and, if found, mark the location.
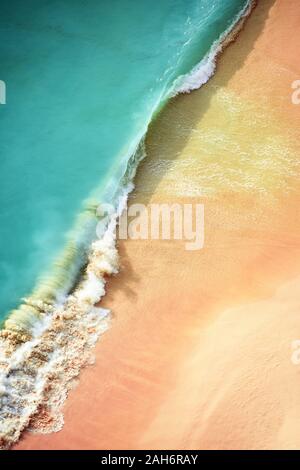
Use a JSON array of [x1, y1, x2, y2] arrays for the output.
[[16, 0, 300, 449]]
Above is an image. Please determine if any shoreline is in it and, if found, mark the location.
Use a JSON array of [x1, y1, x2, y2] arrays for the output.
[[15, 0, 300, 450], [0, 1, 256, 450], [1, 1, 255, 339]]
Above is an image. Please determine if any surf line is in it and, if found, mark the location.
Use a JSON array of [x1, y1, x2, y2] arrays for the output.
[[0, 0, 257, 451]]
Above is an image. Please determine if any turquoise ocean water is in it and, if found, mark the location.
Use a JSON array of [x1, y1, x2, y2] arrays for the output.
[[0, 0, 249, 323]]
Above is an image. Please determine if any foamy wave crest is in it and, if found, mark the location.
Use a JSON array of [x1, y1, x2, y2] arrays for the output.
[[0, 0, 256, 448], [0, 226, 116, 447], [0, 140, 146, 449], [170, 0, 255, 96]]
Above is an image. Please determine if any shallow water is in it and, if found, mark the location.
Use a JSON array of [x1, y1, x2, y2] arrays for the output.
[[0, 0, 249, 320]]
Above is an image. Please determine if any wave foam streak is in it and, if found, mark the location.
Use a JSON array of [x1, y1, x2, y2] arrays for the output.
[[0, 1, 255, 448], [0, 140, 147, 449], [0, 234, 116, 447]]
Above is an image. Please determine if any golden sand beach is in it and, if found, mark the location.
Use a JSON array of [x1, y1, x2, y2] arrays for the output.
[[16, 0, 300, 449]]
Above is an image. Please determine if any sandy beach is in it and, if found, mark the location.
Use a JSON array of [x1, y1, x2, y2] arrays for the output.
[[16, 0, 300, 450]]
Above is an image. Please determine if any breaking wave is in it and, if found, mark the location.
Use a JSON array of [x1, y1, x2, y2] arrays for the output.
[[0, 0, 255, 449]]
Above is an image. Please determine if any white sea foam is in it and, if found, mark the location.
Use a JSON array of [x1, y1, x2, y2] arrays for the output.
[[170, 0, 253, 96], [0, 0, 255, 449], [0, 170, 140, 448]]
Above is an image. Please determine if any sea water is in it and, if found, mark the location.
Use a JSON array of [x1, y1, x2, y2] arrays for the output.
[[0, 0, 250, 322]]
